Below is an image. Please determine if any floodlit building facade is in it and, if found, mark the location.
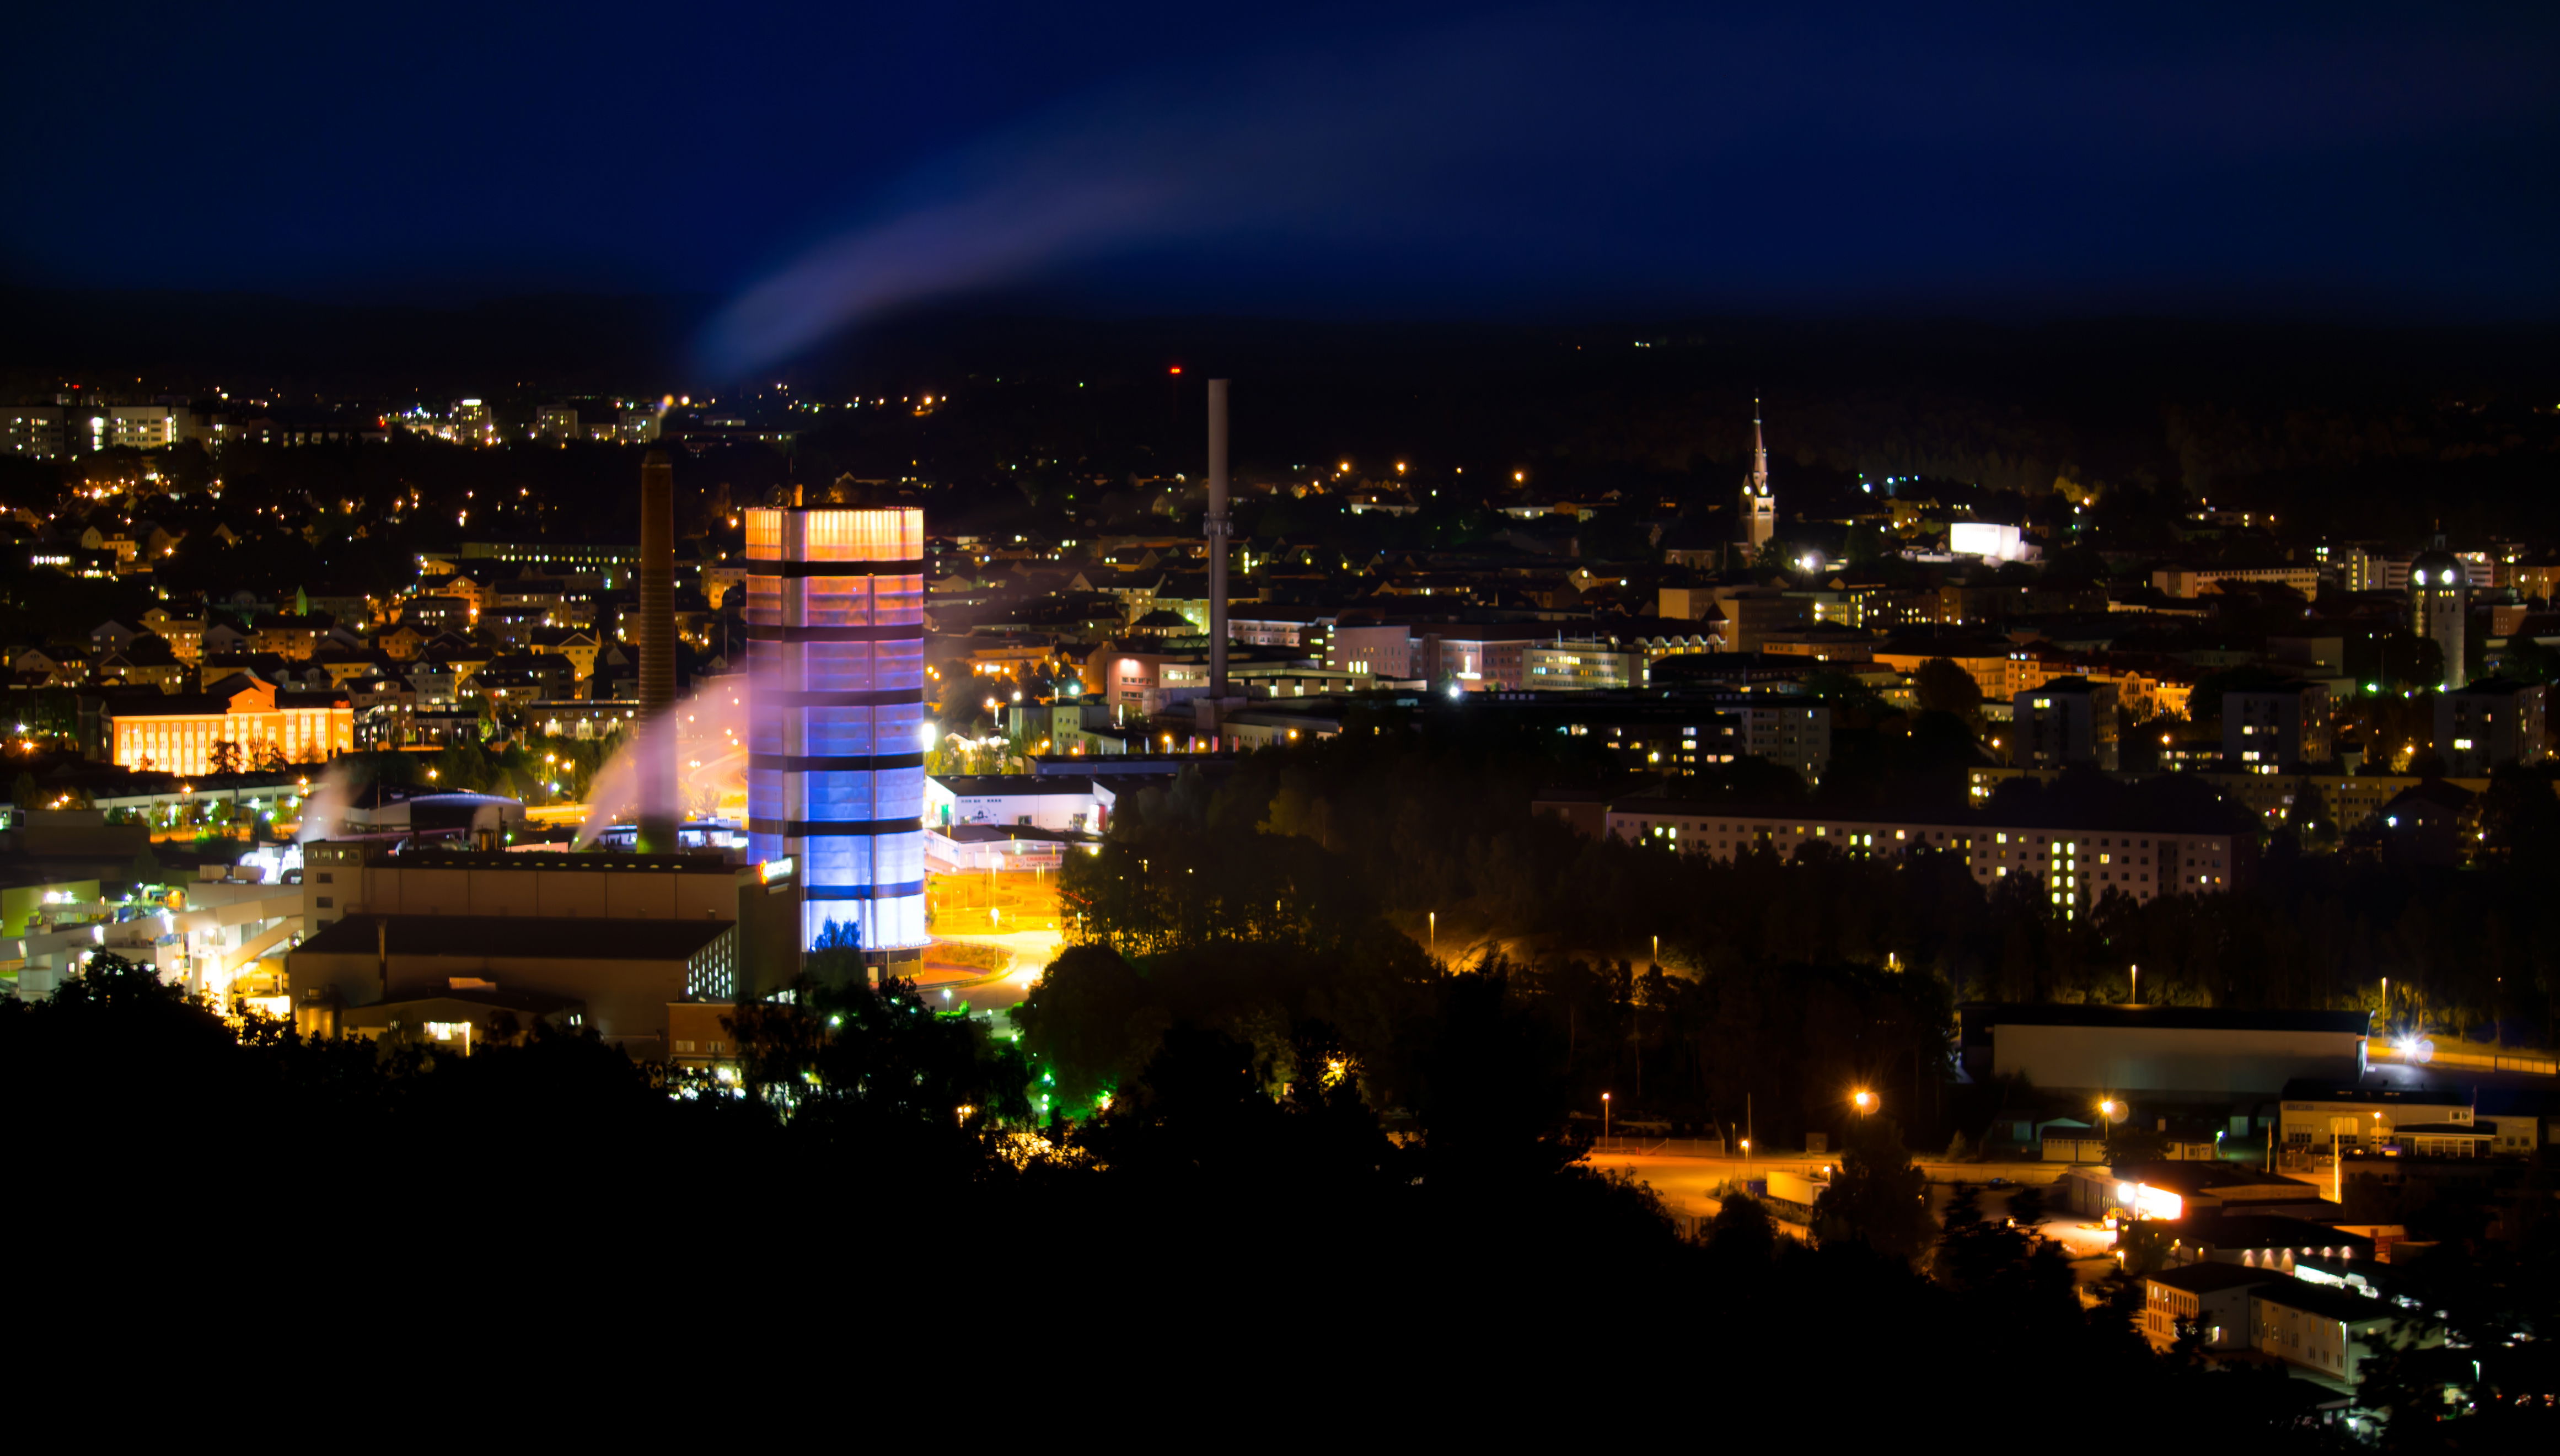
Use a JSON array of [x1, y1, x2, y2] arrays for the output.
[[103, 675, 352, 775]]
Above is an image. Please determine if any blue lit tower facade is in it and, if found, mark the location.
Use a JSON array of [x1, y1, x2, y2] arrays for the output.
[[744, 502, 929, 966]]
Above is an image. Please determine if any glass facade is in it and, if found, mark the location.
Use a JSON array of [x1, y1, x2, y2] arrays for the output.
[[743, 506, 929, 952]]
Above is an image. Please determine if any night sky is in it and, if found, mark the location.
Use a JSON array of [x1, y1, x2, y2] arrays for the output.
[[9, 3, 2555, 375]]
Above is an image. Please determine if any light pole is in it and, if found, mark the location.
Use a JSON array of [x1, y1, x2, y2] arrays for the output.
[[1429, 910, 1436, 952], [1853, 1088, 1877, 1117], [2129, 963, 2139, 1003], [1602, 1090, 1611, 1142], [1651, 933, 1659, 966]]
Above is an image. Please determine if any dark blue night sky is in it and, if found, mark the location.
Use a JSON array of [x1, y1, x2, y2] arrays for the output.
[[9, 3, 2555, 372]]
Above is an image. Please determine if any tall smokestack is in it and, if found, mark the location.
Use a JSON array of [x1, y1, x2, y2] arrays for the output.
[[637, 445, 678, 852], [1206, 379, 1230, 702]]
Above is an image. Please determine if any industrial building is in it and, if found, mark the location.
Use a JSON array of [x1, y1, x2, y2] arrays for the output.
[[743, 494, 930, 973], [299, 842, 734, 932], [1959, 1003, 2370, 1101], [285, 843, 743, 1047], [288, 912, 734, 1051]]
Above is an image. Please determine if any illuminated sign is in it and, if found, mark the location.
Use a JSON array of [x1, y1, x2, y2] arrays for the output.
[[759, 856, 795, 885]]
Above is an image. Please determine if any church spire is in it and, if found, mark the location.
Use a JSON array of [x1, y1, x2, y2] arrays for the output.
[[1750, 397, 1769, 497], [1739, 397, 1776, 554]]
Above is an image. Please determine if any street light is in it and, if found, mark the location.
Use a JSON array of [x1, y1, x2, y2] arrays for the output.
[[1853, 1089, 1877, 1116], [1602, 1091, 1611, 1141]]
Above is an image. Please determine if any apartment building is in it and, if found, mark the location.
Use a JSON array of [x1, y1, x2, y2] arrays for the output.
[[1602, 797, 2244, 916]]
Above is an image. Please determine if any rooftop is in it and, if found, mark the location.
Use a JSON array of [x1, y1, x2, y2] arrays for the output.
[[932, 775, 1094, 796], [1969, 1004, 2370, 1036], [2148, 1262, 2284, 1295], [2251, 1278, 2401, 1324], [2114, 1162, 2317, 1198], [2280, 1078, 2472, 1105], [2187, 1215, 2368, 1251]]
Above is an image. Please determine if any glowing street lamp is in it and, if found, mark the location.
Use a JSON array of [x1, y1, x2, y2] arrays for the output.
[[1602, 1091, 1612, 1141], [1853, 1089, 1877, 1116]]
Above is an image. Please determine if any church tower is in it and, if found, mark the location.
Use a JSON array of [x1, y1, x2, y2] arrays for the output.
[[2410, 534, 2468, 691], [1739, 399, 1775, 555]]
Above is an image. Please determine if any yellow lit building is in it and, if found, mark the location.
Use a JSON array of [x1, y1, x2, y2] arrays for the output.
[[106, 675, 353, 776]]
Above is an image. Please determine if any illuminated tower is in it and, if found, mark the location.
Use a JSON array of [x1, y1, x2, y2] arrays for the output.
[[1740, 399, 1775, 555], [744, 498, 929, 973], [2409, 540, 2467, 691]]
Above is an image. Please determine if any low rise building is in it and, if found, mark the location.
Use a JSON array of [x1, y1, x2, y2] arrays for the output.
[[2141, 1263, 2280, 1352], [926, 774, 1104, 833], [2251, 1278, 2438, 1388], [2276, 1078, 2473, 1155]]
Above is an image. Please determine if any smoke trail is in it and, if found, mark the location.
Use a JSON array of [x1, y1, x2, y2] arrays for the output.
[[295, 760, 356, 843], [573, 675, 751, 847], [697, 21, 1552, 375]]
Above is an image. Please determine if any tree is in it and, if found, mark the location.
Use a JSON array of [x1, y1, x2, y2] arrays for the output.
[[1704, 1190, 1780, 1269], [1911, 658, 1984, 718], [1813, 1119, 1937, 1263], [2475, 765, 2560, 868], [2282, 774, 2337, 850], [208, 740, 243, 776]]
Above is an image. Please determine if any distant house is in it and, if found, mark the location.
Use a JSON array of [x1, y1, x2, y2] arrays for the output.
[[96, 636, 186, 694], [377, 623, 430, 661], [2377, 779, 2473, 867]]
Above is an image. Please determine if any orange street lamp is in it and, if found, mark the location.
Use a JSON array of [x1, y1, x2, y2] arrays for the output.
[[1602, 1091, 1612, 1141], [1853, 1089, 1877, 1116]]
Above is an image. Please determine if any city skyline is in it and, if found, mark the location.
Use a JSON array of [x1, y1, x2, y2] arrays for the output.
[[7, 3, 2558, 1424]]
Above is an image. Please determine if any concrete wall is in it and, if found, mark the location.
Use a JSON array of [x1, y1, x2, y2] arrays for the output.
[[322, 864, 734, 922], [1994, 1023, 2366, 1099]]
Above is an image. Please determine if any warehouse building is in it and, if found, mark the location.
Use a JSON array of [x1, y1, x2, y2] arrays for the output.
[[1960, 1003, 2370, 1102]]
